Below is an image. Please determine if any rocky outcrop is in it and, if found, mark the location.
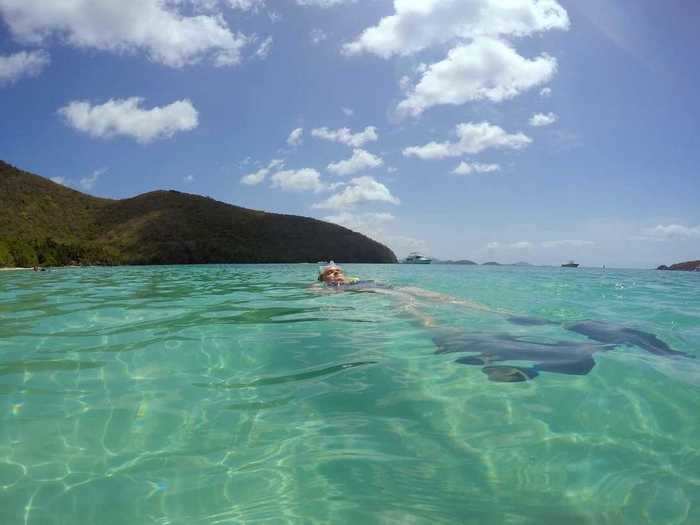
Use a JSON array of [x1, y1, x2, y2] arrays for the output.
[[657, 261, 700, 272]]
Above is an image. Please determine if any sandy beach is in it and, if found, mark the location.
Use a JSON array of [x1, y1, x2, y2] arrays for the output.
[[0, 267, 32, 272]]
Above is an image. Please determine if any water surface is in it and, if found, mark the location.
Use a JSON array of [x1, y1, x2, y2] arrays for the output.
[[1, 265, 698, 524]]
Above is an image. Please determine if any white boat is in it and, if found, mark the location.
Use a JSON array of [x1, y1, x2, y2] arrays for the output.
[[403, 252, 432, 264]]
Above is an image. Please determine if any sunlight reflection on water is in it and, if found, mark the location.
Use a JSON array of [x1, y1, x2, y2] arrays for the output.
[[0, 265, 698, 524]]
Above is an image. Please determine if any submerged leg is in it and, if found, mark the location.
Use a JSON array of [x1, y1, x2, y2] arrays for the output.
[[534, 354, 596, 376]]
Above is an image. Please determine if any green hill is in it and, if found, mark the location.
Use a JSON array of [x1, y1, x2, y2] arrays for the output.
[[0, 160, 397, 267]]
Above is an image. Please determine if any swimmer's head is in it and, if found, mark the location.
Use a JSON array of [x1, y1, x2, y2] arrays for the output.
[[318, 261, 346, 284]]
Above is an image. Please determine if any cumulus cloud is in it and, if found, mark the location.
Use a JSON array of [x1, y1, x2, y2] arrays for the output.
[[0, 0, 250, 67], [271, 168, 325, 193], [50, 176, 66, 186], [397, 37, 557, 117], [529, 112, 558, 127], [341, 107, 354, 117], [313, 176, 399, 210], [0, 49, 49, 84], [58, 97, 199, 143], [540, 86, 552, 97], [184, 175, 195, 183], [642, 224, 700, 240], [240, 158, 284, 186], [287, 127, 304, 146], [311, 126, 378, 148], [404, 122, 531, 160], [327, 149, 383, 176], [343, 0, 569, 58], [452, 162, 501, 175]]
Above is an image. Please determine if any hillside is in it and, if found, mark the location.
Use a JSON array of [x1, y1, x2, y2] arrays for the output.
[[0, 160, 397, 266]]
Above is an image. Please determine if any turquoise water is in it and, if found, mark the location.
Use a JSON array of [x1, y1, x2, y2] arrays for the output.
[[1, 264, 698, 525]]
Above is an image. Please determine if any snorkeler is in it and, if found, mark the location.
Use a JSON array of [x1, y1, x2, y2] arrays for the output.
[[313, 264, 690, 381]]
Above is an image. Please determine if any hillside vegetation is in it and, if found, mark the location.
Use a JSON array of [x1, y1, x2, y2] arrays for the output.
[[0, 160, 397, 267]]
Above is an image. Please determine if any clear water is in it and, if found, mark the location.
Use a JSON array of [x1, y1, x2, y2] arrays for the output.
[[1, 265, 698, 525]]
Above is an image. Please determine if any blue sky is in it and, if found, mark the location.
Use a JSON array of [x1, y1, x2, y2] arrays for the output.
[[1, 0, 698, 268]]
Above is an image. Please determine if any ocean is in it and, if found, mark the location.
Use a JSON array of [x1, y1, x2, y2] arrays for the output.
[[1, 264, 698, 524]]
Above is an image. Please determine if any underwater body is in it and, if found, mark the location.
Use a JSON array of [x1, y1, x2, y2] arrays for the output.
[[0, 264, 699, 524]]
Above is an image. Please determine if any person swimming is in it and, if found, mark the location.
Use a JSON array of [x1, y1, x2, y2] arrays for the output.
[[313, 264, 690, 381]]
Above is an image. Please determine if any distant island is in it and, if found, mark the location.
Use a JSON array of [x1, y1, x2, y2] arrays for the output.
[[432, 260, 536, 267], [657, 260, 700, 272], [433, 259, 478, 265], [0, 160, 397, 267]]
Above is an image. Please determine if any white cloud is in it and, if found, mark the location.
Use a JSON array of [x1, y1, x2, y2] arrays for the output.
[[50, 176, 66, 186], [404, 122, 531, 160], [313, 176, 399, 210], [341, 107, 354, 117], [240, 158, 283, 186], [0, 49, 49, 84], [327, 149, 383, 176], [529, 112, 558, 127], [323, 211, 395, 234], [452, 162, 501, 175], [541, 240, 594, 248], [540, 86, 552, 97], [310, 28, 328, 45], [324, 211, 427, 257], [311, 126, 378, 148], [343, 0, 569, 58], [271, 168, 325, 193], [58, 97, 199, 143], [226, 0, 266, 11], [397, 37, 557, 117], [254, 36, 273, 59], [296, 0, 350, 7], [287, 127, 304, 147], [80, 168, 105, 191], [486, 240, 532, 251], [642, 224, 700, 240], [0, 0, 250, 67], [184, 175, 195, 183]]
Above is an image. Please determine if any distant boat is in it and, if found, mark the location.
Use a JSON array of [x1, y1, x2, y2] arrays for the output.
[[403, 252, 432, 264], [561, 261, 579, 268]]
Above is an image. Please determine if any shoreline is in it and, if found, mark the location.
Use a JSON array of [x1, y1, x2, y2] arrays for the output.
[[0, 267, 33, 272]]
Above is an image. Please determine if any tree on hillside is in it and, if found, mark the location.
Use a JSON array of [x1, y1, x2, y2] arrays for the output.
[[0, 240, 16, 267]]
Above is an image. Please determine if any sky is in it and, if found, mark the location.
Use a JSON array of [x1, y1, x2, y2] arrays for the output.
[[1, 0, 699, 268]]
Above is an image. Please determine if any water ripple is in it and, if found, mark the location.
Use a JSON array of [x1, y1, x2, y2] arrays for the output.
[[0, 265, 699, 524]]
